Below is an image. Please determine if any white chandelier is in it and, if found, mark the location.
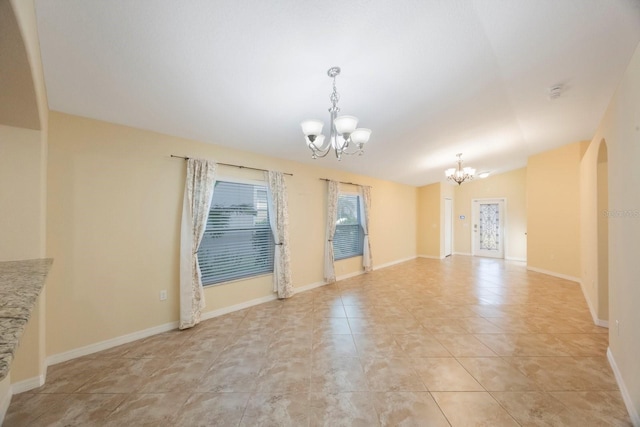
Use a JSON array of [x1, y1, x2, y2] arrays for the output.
[[445, 153, 476, 185], [301, 67, 371, 160]]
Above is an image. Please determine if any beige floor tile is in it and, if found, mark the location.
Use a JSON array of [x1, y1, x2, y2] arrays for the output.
[[433, 334, 498, 357], [308, 391, 379, 427], [457, 357, 539, 391], [310, 356, 368, 392], [412, 357, 484, 391], [23, 393, 126, 426], [103, 392, 190, 427], [549, 391, 633, 426], [504, 356, 619, 391], [432, 391, 520, 426], [254, 357, 311, 392], [75, 357, 163, 393], [138, 357, 213, 393], [3, 393, 66, 426], [372, 391, 450, 427], [491, 391, 566, 426], [174, 392, 251, 427], [240, 392, 309, 426], [353, 333, 406, 358], [313, 317, 352, 335], [312, 333, 358, 357], [361, 357, 427, 391], [394, 333, 451, 357], [474, 333, 571, 357], [197, 356, 264, 392]]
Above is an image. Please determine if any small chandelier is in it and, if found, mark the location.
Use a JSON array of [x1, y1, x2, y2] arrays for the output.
[[301, 67, 371, 160], [445, 153, 476, 185]]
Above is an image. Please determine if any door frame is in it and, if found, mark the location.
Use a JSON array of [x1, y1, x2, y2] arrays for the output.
[[471, 198, 506, 259], [444, 198, 453, 257]]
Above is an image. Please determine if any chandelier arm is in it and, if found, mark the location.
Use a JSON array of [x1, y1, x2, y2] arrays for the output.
[[307, 140, 333, 158], [337, 141, 365, 156]]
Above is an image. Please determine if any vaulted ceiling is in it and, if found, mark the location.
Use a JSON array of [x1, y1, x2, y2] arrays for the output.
[[34, 0, 640, 186]]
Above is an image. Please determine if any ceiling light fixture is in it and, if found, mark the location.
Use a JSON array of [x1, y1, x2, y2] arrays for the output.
[[445, 153, 476, 185], [301, 67, 371, 160]]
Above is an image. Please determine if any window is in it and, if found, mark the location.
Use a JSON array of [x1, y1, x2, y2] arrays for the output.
[[197, 180, 274, 285], [334, 193, 364, 260]]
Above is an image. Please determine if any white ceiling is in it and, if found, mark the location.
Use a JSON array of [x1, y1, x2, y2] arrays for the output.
[[34, 0, 640, 186]]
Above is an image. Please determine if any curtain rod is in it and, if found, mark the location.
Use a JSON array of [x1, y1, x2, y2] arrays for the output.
[[171, 155, 293, 176], [319, 178, 370, 187]]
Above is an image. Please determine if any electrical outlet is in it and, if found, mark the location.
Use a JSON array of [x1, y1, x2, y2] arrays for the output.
[[159, 290, 167, 301]]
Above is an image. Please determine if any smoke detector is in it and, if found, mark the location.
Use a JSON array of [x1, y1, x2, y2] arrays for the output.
[[548, 84, 564, 100]]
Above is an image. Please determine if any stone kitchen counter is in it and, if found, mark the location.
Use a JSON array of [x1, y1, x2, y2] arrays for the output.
[[0, 258, 52, 382]]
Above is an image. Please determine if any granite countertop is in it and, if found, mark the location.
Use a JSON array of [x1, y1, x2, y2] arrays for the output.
[[0, 258, 52, 382]]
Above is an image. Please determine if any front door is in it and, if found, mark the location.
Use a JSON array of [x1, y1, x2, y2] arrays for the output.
[[472, 198, 505, 258]]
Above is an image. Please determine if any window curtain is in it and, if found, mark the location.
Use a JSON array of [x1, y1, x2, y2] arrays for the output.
[[179, 158, 216, 330], [324, 180, 339, 283], [359, 185, 373, 272], [265, 171, 294, 299]]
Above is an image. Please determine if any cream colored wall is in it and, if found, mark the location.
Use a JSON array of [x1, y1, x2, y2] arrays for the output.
[[0, 125, 45, 261], [579, 139, 604, 323], [45, 112, 417, 355], [588, 41, 640, 422], [526, 142, 586, 279], [417, 183, 441, 258], [452, 168, 527, 260], [3, 0, 50, 387]]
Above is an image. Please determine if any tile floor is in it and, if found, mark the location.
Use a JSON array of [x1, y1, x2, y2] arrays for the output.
[[4, 256, 632, 426]]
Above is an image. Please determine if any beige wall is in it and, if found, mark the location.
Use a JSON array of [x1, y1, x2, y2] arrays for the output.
[[452, 168, 527, 260], [588, 41, 640, 422], [526, 142, 586, 279], [45, 112, 417, 355], [579, 139, 609, 324], [2, 0, 50, 387], [0, 125, 46, 261], [417, 183, 441, 258]]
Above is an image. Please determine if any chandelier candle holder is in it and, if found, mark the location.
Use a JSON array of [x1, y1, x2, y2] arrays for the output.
[[301, 67, 371, 160], [445, 153, 476, 185]]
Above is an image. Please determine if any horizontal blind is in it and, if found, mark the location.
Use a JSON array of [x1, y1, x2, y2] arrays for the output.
[[198, 181, 274, 285], [334, 194, 364, 260]]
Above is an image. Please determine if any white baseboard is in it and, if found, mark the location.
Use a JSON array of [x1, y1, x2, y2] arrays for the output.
[[11, 374, 45, 395], [375, 256, 418, 269], [418, 254, 444, 260], [295, 280, 327, 293], [201, 293, 278, 321], [525, 266, 580, 283], [576, 279, 609, 328], [0, 377, 11, 425], [453, 252, 472, 256], [505, 257, 526, 262], [47, 320, 179, 366], [607, 348, 640, 426]]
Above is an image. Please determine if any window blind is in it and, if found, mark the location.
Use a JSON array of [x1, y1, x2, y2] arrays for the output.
[[197, 181, 274, 285], [334, 194, 364, 260]]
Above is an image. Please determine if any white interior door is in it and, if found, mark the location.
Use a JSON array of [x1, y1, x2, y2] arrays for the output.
[[472, 198, 505, 258], [444, 198, 452, 257]]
